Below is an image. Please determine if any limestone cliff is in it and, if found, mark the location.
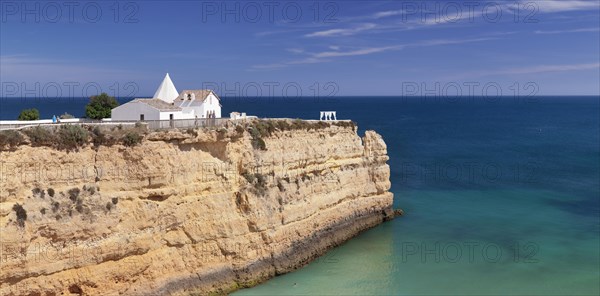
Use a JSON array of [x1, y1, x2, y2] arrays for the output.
[[0, 120, 393, 295]]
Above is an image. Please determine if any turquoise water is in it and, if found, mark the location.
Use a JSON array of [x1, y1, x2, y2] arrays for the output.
[[229, 97, 599, 295], [1, 96, 598, 294], [233, 189, 599, 295]]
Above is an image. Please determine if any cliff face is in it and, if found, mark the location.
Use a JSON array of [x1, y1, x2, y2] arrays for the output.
[[0, 121, 393, 295]]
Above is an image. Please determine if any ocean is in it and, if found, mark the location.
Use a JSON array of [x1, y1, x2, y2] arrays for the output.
[[1, 96, 599, 295]]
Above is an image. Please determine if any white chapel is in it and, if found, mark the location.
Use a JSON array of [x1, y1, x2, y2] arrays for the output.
[[111, 73, 222, 121]]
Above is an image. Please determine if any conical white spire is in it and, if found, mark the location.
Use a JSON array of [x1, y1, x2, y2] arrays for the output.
[[153, 73, 179, 103]]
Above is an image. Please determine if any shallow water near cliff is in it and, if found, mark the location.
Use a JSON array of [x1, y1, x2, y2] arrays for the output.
[[229, 96, 600, 295], [1, 96, 598, 295]]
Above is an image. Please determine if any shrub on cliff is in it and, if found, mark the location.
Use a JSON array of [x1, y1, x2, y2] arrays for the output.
[[253, 174, 268, 196], [241, 171, 268, 195], [216, 128, 228, 139], [52, 201, 60, 212], [228, 125, 245, 141], [247, 119, 347, 149], [254, 120, 275, 137], [122, 131, 142, 146], [185, 128, 199, 137], [12, 203, 27, 227], [85, 93, 119, 119], [249, 127, 267, 150], [60, 112, 74, 119], [68, 188, 80, 202], [255, 173, 267, 188], [235, 125, 245, 134], [32, 187, 45, 198], [18, 108, 40, 120], [252, 135, 266, 150], [242, 171, 256, 184], [57, 125, 88, 150], [291, 119, 307, 130], [91, 126, 110, 147], [75, 197, 84, 213], [275, 120, 291, 131], [310, 121, 330, 130], [333, 121, 356, 129], [0, 130, 24, 149], [23, 126, 55, 146]]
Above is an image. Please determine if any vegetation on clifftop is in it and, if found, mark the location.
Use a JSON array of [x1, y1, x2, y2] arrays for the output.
[[241, 119, 356, 151], [0, 119, 355, 151], [0, 124, 147, 151], [18, 108, 40, 120], [60, 112, 74, 119], [0, 130, 24, 149], [122, 131, 143, 146], [85, 93, 119, 119], [57, 125, 89, 150], [247, 119, 355, 138]]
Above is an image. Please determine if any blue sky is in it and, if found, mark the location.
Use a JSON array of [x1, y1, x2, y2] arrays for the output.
[[1, 0, 599, 97]]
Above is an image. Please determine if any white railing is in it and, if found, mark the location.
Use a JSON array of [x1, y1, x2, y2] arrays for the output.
[[0, 118, 231, 131], [139, 118, 230, 130], [0, 118, 95, 130], [0, 116, 348, 131]]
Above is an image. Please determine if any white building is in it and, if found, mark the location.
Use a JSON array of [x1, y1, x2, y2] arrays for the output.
[[230, 112, 247, 120], [174, 90, 222, 118], [111, 74, 222, 121], [111, 98, 184, 121]]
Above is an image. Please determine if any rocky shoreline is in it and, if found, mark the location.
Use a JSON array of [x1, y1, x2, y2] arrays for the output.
[[155, 200, 394, 295]]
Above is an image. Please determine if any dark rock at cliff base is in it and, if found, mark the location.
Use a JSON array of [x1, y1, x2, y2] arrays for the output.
[[383, 208, 404, 221], [383, 208, 394, 221], [394, 209, 404, 217]]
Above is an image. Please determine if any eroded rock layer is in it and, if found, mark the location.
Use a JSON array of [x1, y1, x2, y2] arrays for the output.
[[0, 122, 393, 295]]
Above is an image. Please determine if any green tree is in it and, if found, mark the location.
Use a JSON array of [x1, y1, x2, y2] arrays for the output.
[[85, 93, 119, 119], [18, 108, 40, 120]]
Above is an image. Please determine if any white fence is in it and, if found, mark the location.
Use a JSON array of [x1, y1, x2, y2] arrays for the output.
[[0, 117, 347, 132], [119, 118, 230, 130], [0, 118, 92, 130], [0, 118, 232, 131]]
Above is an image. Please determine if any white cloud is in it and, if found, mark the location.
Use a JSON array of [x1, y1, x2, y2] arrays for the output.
[[286, 48, 305, 54], [251, 37, 496, 70], [414, 37, 494, 47], [305, 23, 377, 37], [534, 27, 600, 34], [373, 10, 404, 19], [453, 62, 600, 79], [511, 0, 600, 12], [313, 46, 402, 58], [251, 57, 327, 70], [499, 63, 600, 74]]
